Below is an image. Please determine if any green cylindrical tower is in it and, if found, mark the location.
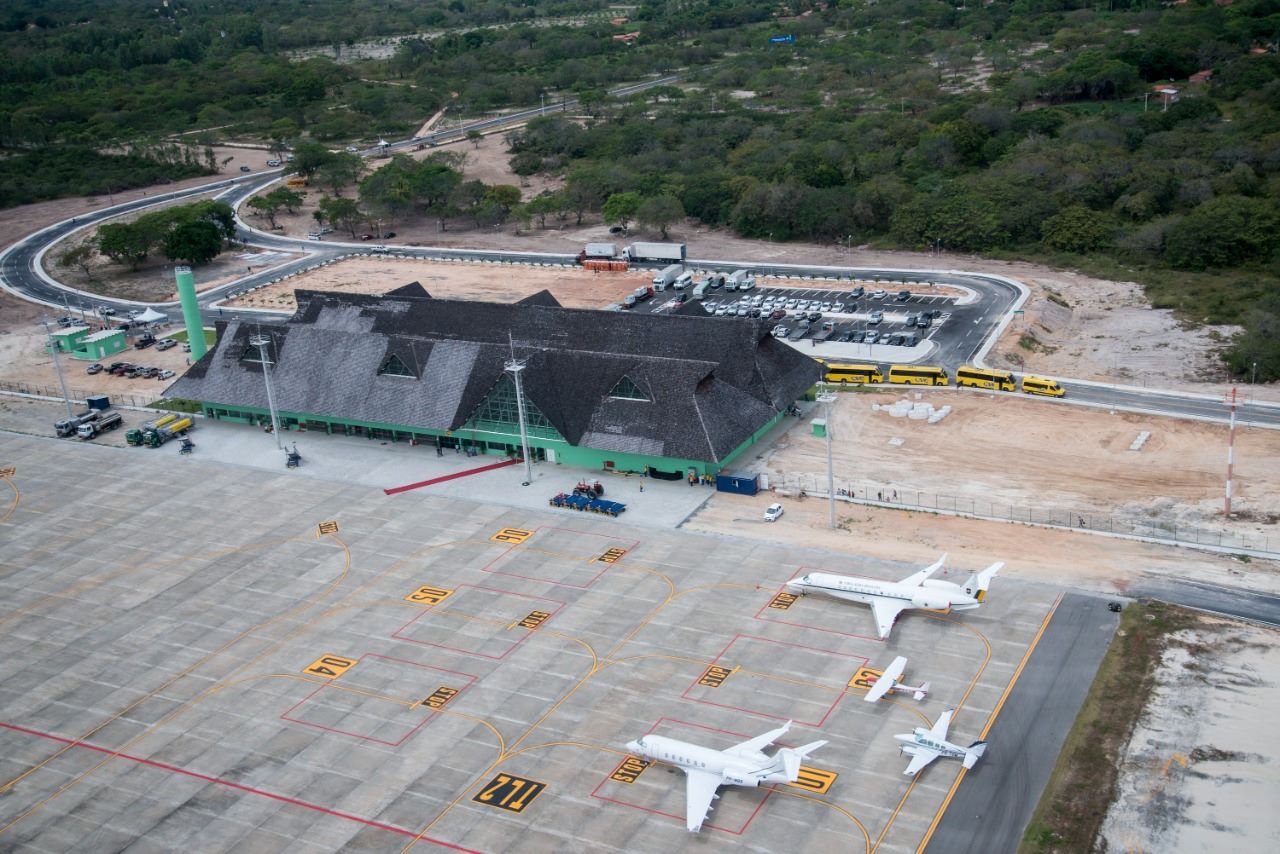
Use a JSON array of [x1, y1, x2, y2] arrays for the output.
[[174, 266, 206, 361]]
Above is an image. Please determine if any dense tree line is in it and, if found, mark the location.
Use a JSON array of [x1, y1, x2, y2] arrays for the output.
[[0, 146, 210, 207], [93, 199, 236, 267]]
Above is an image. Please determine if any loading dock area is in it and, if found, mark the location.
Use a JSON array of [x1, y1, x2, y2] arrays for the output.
[[0, 432, 1089, 852]]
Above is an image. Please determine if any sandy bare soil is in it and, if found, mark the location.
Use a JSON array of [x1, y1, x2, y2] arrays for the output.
[[682, 390, 1280, 594], [760, 389, 1280, 544], [1100, 618, 1280, 852], [227, 257, 651, 311]]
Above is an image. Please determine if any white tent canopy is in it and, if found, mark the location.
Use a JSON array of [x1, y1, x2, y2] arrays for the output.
[[134, 307, 168, 324]]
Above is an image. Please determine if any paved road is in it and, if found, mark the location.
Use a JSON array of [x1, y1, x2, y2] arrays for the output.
[[925, 592, 1120, 854], [1131, 577, 1280, 627]]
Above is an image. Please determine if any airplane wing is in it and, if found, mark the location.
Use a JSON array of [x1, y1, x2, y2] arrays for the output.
[[929, 708, 955, 740], [870, 598, 911, 639], [904, 748, 940, 777], [865, 656, 907, 702], [897, 554, 947, 588], [727, 720, 791, 757], [683, 769, 722, 832]]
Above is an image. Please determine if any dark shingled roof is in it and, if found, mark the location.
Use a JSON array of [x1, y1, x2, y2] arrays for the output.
[[515, 289, 562, 308], [168, 287, 820, 463]]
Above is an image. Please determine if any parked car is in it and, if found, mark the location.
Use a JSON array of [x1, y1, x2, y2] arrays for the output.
[[837, 331, 853, 343], [870, 289, 887, 299], [156, 339, 177, 351], [903, 334, 919, 347], [182, 343, 192, 352], [239, 165, 251, 172], [382, 231, 396, 239], [772, 326, 790, 337], [832, 302, 846, 313], [266, 159, 281, 167], [85, 363, 103, 375], [134, 339, 154, 349], [849, 286, 865, 298], [916, 315, 932, 329], [769, 308, 787, 320], [763, 503, 784, 522], [345, 146, 360, 153], [158, 370, 175, 380], [359, 233, 374, 240], [896, 289, 911, 301], [868, 311, 885, 325], [99, 307, 116, 316]]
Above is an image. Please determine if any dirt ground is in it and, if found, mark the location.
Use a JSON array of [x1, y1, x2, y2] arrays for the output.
[[760, 389, 1280, 542], [227, 257, 651, 311], [0, 288, 195, 401], [1099, 617, 1280, 852], [681, 389, 1280, 595]]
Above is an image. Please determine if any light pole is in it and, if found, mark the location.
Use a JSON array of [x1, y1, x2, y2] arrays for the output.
[[504, 355, 535, 486], [42, 317, 75, 420], [250, 332, 283, 450], [1252, 362, 1258, 385], [818, 387, 837, 529]]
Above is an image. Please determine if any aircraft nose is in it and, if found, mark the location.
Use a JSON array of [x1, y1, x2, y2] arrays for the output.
[[625, 740, 642, 753]]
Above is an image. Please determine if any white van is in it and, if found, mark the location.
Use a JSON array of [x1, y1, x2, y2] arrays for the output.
[[673, 272, 694, 291]]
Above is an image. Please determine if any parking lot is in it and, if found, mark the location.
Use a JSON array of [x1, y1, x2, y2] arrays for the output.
[[0, 431, 1065, 852], [630, 277, 960, 362]]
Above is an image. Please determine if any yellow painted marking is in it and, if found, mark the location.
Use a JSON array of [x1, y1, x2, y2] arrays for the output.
[[302, 654, 357, 679], [517, 610, 551, 630], [610, 756, 651, 784], [316, 520, 339, 536], [423, 686, 459, 710], [849, 666, 885, 690], [473, 773, 546, 813], [768, 591, 799, 610], [490, 527, 533, 545], [404, 585, 452, 605], [597, 547, 628, 564], [1162, 753, 1187, 776], [787, 765, 838, 795], [912, 594, 1062, 853], [698, 664, 734, 688]]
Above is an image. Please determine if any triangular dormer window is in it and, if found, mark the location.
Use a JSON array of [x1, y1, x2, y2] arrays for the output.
[[608, 375, 649, 401], [378, 353, 414, 377]]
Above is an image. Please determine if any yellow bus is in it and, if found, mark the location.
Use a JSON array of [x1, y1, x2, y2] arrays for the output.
[[821, 362, 884, 384], [1021, 375, 1065, 397], [888, 365, 949, 386], [955, 365, 1014, 391]]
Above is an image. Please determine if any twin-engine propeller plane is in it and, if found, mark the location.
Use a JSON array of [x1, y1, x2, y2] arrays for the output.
[[895, 708, 987, 776]]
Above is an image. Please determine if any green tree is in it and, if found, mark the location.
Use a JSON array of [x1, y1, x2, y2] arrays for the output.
[[95, 222, 153, 270], [315, 151, 363, 196], [891, 185, 1009, 252], [317, 196, 363, 239], [636, 195, 685, 240], [162, 220, 223, 265], [466, 129, 484, 149], [267, 187, 304, 214], [292, 141, 336, 178], [603, 191, 642, 233], [1164, 197, 1280, 270], [1040, 206, 1115, 254], [1225, 292, 1280, 383], [247, 195, 283, 228], [57, 243, 95, 282]]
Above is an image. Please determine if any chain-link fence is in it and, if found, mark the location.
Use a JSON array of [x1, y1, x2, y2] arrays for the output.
[[0, 380, 161, 409], [775, 472, 1275, 555]]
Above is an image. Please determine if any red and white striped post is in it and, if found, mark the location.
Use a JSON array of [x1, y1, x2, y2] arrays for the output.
[[1225, 387, 1238, 516]]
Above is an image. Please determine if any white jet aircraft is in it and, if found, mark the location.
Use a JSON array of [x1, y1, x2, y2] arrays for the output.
[[864, 656, 930, 703], [625, 720, 827, 832], [784, 554, 1002, 639], [895, 708, 987, 776]]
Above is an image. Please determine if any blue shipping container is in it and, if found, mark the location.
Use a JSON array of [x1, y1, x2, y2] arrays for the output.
[[715, 472, 760, 496]]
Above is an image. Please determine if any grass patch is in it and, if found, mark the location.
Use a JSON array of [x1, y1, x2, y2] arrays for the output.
[[1019, 601, 1196, 854], [147, 398, 202, 413], [166, 328, 216, 345]]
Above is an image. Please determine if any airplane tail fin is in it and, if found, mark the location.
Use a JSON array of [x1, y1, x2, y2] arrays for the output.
[[963, 741, 987, 769], [914, 682, 931, 701], [962, 562, 1003, 602], [779, 740, 828, 781]]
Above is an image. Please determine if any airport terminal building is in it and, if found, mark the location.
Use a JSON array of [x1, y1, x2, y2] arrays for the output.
[[167, 285, 820, 477]]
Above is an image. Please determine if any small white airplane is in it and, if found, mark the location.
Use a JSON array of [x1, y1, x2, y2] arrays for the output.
[[625, 720, 827, 832], [864, 656, 930, 703], [785, 554, 1002, 639], [895, 708, 987, 776]]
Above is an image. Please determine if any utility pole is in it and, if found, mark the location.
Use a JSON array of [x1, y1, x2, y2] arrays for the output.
[[42, 317, 75, 420], [250, 332, 283, 450]]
